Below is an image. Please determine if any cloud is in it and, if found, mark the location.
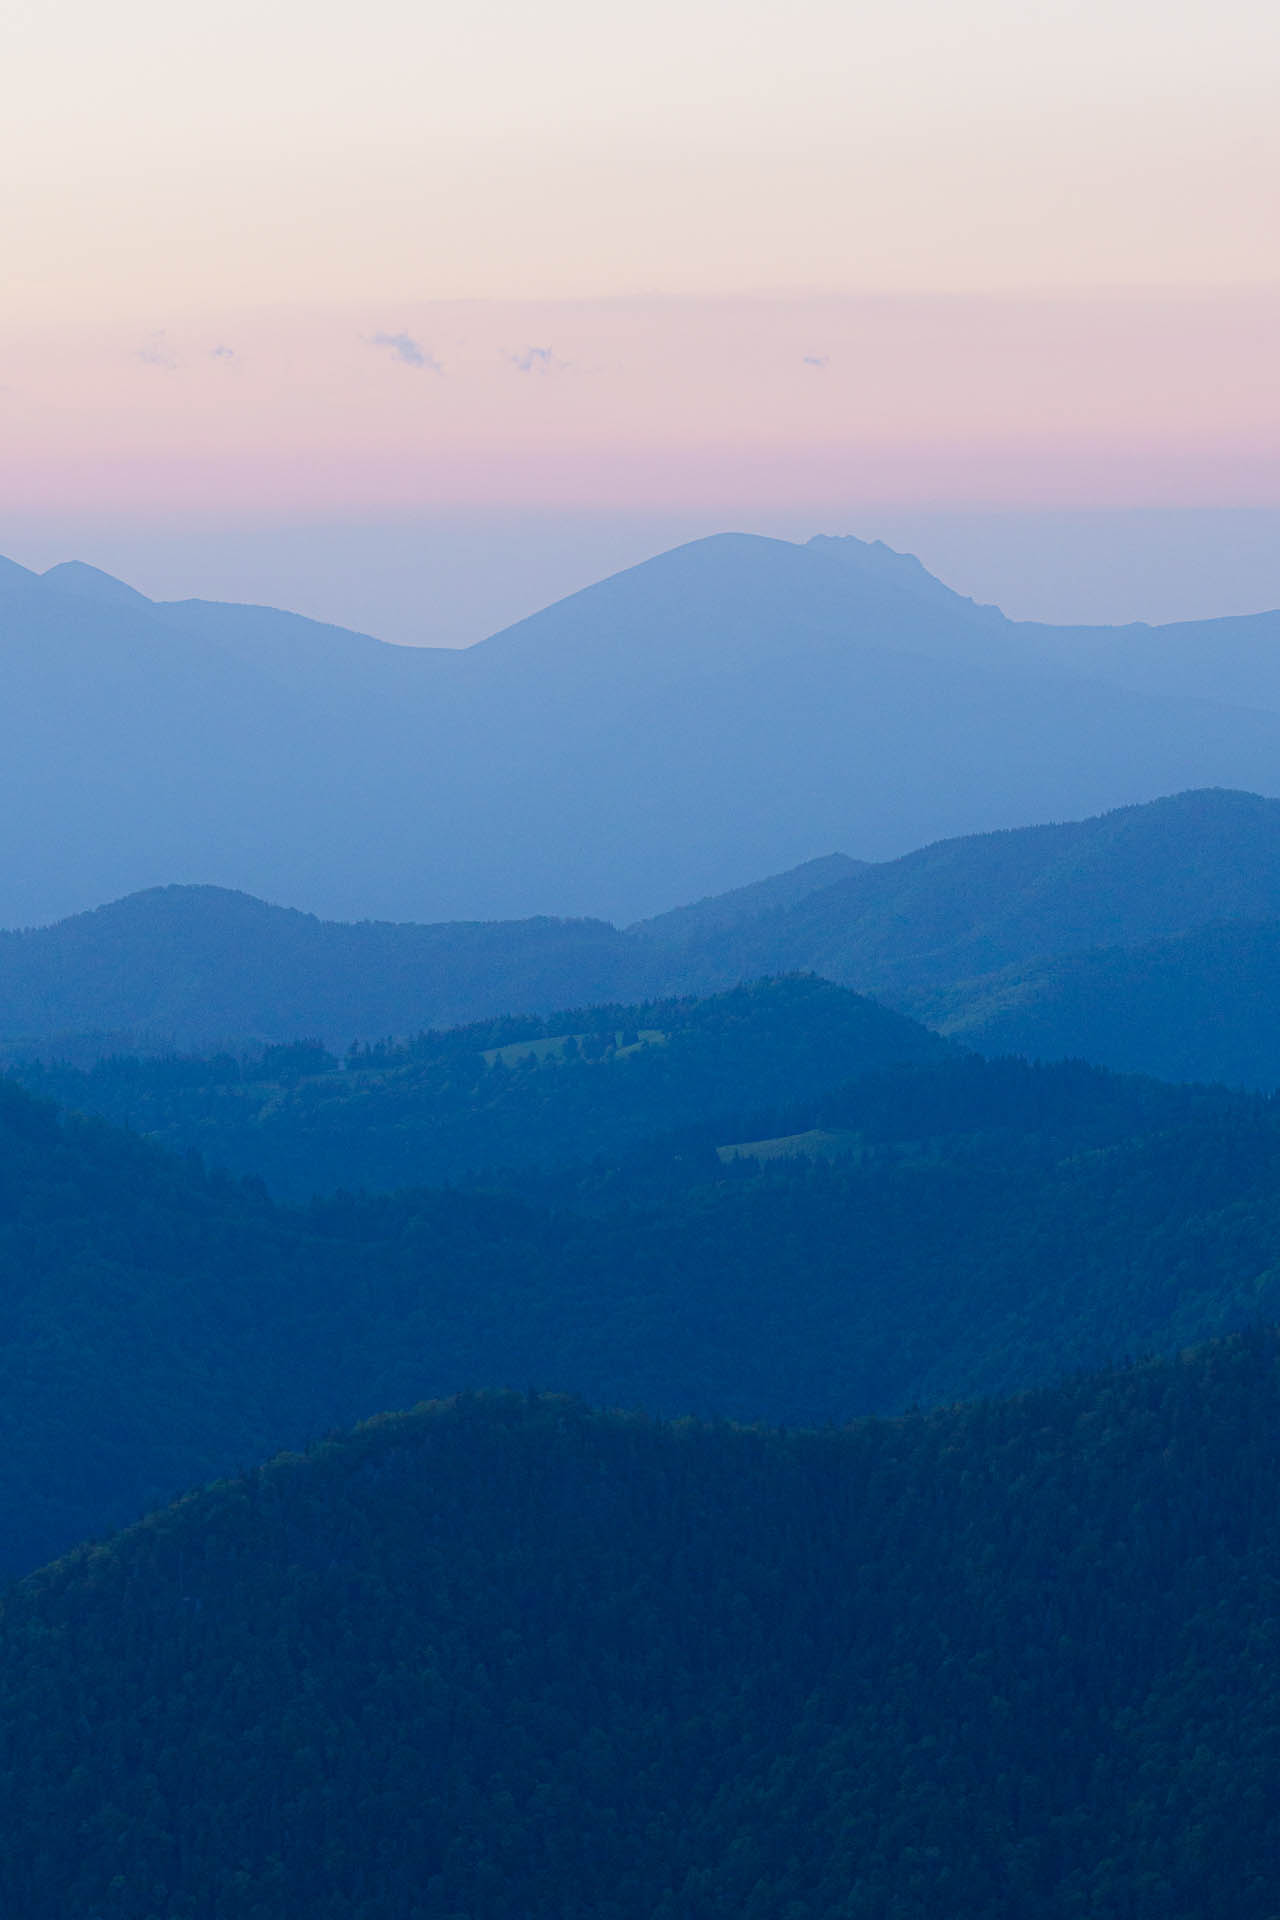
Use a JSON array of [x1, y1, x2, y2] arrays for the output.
[[370, 331, 441, 371], [509, 345, 568, 374], [803, 354, 829, 370], [137, 333, 178, 372], [211, 345, 237, 363]]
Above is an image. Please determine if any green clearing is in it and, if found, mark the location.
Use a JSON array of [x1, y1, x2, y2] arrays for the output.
[[481, 1028, 666, 1068], [716, 1127, 862, 1164]]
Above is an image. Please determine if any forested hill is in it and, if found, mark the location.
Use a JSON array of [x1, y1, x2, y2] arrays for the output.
[[0, 884, 647, 1053], [14, 977, 948, 1198], [7, 1041, 1280, 1576], [629, 850, 864, 945], [912, 917, 1280, 1089], [677, 786, 1280, 998], [6, 1340, 1280, 1918]]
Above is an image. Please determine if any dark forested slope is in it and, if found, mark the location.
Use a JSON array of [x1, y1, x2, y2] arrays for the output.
[[913, 916, 1280, 1089], [8, 1039, 1280, 1576], [6, 1344, 1280, 1919], [14, 977, 946, 1197]]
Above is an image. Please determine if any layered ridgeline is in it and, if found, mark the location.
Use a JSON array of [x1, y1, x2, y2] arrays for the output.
[[8, 789, 1280, 1076], [6, 535, 1280, 929], [5, 1345, 1280, 1919], [7, 978, 1280, 1574]]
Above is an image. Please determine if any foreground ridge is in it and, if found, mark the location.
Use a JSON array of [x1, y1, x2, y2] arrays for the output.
[[4, 1339, 1280, 1917]]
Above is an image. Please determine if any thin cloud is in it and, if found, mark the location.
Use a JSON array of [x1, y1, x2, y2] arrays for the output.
[[211, 345, 237, 363], [509, 345, 568, 374], [370, 331, 441, 371], [803, 354, 830, 370], [137, 333, 178, 372]]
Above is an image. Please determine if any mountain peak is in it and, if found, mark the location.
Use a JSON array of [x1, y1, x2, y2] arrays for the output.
[[472, 529, 1001, 676], [41, 560, 152, 610], [804, 532, 996, 615]]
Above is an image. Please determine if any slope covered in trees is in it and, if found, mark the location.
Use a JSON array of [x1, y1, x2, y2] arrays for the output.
[[7, 1032, 1280, 1576], [5, 1341, 1280, 1918], [14, 977, 947, 1197], [682, 787, 1280, 999], [913, 916, 1280, 1089]]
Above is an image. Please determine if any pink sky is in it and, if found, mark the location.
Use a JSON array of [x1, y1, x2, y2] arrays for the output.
[[3, 291, 1278, 517], [4, 1, 1277, 524]]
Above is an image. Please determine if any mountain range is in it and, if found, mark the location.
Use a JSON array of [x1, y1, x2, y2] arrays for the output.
[[6, 533, 1280, 928], [10, 534, 1280, 1910]]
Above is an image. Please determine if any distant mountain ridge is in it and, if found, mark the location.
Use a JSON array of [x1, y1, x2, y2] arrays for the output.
[[682, 788, 1280, 998], [8, 531, 1280, 927]]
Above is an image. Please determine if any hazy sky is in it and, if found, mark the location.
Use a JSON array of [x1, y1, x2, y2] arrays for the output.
[[3, 0, 1278, 592]]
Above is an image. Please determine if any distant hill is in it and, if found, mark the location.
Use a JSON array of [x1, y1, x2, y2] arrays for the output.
[[916, 916, 1280, 1088], [0, 884, 645, 1052], [685, 789, 1280, 999], [0, 855, 871, 1056], [8, 533, 1280, 928], [7, 1342, 1280, 1917]]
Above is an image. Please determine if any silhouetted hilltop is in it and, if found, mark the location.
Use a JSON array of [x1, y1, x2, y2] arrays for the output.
[[40, 558, 153, 609], [6, 1340, 1280, 1917], [0, 885, 644, 1051], [469, 528, 1003, 674]]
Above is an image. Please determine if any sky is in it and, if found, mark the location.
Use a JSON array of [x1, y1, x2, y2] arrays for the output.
[[3, 0, 1278, 633]]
